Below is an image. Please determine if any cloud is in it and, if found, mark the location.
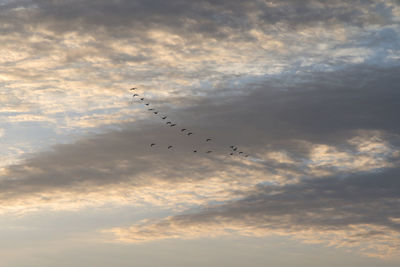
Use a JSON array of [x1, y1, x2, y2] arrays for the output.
[[0, 64, 398, 222], [108, 166, 400, 258], [0, 1, 399, 263], [1, 0, 400, 250], [4, 0, 398, 35], [1, 0, 399, 140]]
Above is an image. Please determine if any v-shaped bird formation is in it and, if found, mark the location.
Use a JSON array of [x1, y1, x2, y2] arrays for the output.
[[130, 87, 250, 158]]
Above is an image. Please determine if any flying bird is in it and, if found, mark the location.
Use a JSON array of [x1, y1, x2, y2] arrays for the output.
[[170, 124, 176, 127], [133, 94, 139, 97], [181, 129, 187, 132], [162, 116, 167, 119], [150, 143, 156, 147], [206, 138, 212, 142], [168, 146, 173, 149], [166, 121, 172, 125], [130, 88, 137, 90], [187, 132, 193, 136]]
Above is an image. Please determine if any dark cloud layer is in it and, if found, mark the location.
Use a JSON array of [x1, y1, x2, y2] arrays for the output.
[[179, 167, 400, 230], [139, 169, 391, 244], [1, 64, 399, 202], [172, 65, 400, 150], [121, 166, 400, 257]]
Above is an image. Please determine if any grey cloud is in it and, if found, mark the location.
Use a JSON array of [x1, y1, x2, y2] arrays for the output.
[[161, 166, 400, 232], [170, 65, 400, 152], [124, 166, 400, 253], [2, 0, 398, 90], [0, 122, 246, 200], [1, 64, 399, 202], [1, 0, 398, 38]]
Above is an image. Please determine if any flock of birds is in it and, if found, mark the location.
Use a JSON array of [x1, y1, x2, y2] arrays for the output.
[[130, 87, 250, 158]]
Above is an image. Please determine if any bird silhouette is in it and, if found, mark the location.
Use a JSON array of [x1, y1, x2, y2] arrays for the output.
[[128, 88, 255, 158]]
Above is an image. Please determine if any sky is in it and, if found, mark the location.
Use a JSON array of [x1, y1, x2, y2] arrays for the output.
[[1, 0, 400, 266]]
